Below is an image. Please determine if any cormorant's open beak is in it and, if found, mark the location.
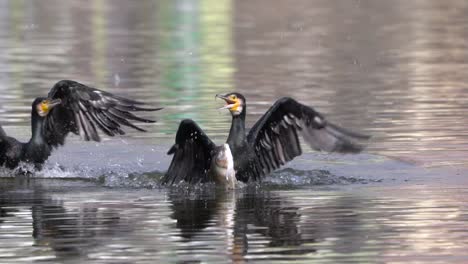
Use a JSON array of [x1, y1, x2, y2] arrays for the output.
[[215, 94, 237, 110], [39, 98, 62, 116], [46, 98, 62, 110]]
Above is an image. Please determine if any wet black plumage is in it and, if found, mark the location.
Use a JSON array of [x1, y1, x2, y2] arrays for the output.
[[163, 119, 216, 185], [0, 80, 161, 170], [163, 93, 369, 185]]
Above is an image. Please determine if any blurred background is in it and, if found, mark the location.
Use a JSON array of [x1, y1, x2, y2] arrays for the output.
[[0, 0, 467, 168]]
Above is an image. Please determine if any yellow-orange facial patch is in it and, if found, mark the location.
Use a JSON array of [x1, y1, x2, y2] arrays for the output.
[[37, 99, 61, 117], [227, 95, 240, 112], [37, 100, 51, 117]]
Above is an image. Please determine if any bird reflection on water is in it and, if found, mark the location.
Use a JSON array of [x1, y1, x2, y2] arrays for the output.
[[168, 186, 317, 262], [0, 178, 321, 262], [0, 178, 124, 260], [2, 171, 468, 263]]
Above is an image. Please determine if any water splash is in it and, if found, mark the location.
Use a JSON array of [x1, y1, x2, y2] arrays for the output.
[[264, 168, 377, 187]]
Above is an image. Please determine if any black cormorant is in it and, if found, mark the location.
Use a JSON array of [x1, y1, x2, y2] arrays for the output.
[[163, 93, 369, 187], [0, 80, 160, 171]]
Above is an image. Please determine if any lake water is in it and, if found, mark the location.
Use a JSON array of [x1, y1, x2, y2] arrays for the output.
[[0, 0, 467, 263]]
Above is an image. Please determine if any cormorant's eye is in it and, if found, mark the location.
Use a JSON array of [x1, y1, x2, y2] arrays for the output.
[[231, 95, 237, 100]]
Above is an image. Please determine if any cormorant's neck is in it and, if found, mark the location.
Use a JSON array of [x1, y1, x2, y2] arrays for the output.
[[23, 107, 52, 167], [29, 113, 45, 145], [227, 110, 246, 147]]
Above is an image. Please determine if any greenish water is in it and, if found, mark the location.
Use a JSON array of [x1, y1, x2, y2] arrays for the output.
[[0, 0, 467, 263]]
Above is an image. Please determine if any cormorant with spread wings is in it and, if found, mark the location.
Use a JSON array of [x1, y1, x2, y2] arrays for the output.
[[162, 93, 369, 188], [0, 80, 161, 170]]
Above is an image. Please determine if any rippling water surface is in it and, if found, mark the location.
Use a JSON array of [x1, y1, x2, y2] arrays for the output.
[[0, 0, 468, 263]]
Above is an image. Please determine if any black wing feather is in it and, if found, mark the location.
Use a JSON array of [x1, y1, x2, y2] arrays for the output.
[[162, 119, 216, 185], [247, 97, 370, 177], [43, 80, 160, 147]]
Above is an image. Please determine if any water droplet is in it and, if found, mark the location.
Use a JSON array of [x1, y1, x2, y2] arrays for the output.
[[114, 73, 121, 86]]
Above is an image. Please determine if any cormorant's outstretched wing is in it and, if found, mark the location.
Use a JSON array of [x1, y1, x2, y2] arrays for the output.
[[247, 97, 370, 177], [0, 124, 6, 138], [43, 80, 160, 146], [0, 124, 6, 144], [162, 119, 216, 185]]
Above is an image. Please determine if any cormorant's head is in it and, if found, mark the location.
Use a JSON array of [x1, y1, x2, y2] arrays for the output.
[[216, 92, 246, 116], [33, 97, 62, 117]]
